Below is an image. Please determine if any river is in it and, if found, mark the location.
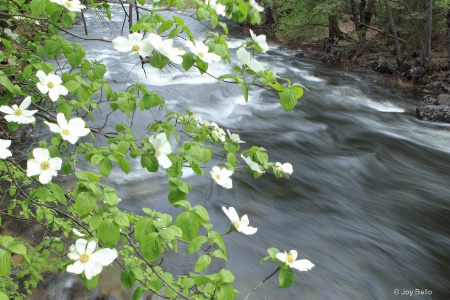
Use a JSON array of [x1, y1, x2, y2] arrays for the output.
[[41, 4, 450, 300]]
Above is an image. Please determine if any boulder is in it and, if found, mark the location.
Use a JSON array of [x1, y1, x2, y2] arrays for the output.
[[376, 61, 398, 74], [416, 94, 450, 123], [407, 66, 426, 78]]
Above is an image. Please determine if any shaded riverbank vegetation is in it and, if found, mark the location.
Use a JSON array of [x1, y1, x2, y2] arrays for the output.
[[256, 0, 450, 91]]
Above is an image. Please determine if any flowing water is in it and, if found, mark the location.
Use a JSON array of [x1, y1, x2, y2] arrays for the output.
[[41, 5, 450, 300]]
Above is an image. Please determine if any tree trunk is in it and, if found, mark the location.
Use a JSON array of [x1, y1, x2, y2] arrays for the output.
[[447, 10, 450, 68], [421, 0, 433, 70], [349, 0, 360, 31], [359, 0, 367, 40], [328, 14, 344, 40], [384, 0, 402, 63]]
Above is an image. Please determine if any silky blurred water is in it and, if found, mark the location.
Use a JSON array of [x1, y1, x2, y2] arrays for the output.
[[48, 5, 450, 300]]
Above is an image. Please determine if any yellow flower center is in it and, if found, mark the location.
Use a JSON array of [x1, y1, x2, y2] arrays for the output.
[[47, 82, 54, 89], [215, 174, 221, 180], [79, 252, 90, 263], [198, 52, 205, 58], [62, 129, 70, 135], [132, 44, 140, 52], [286, 253, 294, 264], [65, 1, 72, 7], [156, 149, 161, 157], [40, 161, 51, 170], [14, 108, 23, 116], [234, 221, 240, 229]]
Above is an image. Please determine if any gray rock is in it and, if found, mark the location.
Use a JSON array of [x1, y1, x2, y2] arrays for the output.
[[407, 66, 426, 78], [436, 94, 450, 105], [376, 61, 398, 74], [416, 105, 450, 123]]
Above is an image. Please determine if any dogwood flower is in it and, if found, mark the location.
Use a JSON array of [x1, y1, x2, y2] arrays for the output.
[[275, 162, 293, 175], [249, 0, 264, 12], [149, 132, 172, 169], [0, 96, 37, 124], [50, 0, 85, 12], [241, 155, 264, 174], [227, 129, 245, 143], [36, 70, 68, 102], [210, 122, 226, 142], [27, 148, 62, 184], [44, 113, 90, 144], [72, 228, 85, 237], [0, 139, 12, 159], [185, 40, 221, 63], [276, 250, 314, 271], [112, 32, 154, 57], [147, 33, 185, 64], [4, 28, 19, 41], [222, 206, 257, 235], [67, 239, 118, 280], [250, 29, 269, 53], [236, 47, 265, 73], [210, 166, 232, 189], [208, 0, 226, 16]]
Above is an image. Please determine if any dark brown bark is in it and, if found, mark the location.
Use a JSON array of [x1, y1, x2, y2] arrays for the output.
[[328, 14, 345, 39], [447, 10, 450, 68], [421, 0, 433, 70], [384, 0, 402, 63], [349, 0, 360, 31]]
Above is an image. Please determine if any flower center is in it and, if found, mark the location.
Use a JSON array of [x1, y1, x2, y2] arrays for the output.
[[47, 82, 54, 89], [132, 44, 140, 52], [79, 252, 90, 263], [156, 149, 161, 157], [40, 161, 51, 170], [62, 129, 70, 136], [14, 108, 23, 116], [198, 51, 205, 58], [215, 174, 221, 180], [234, 221, 241, 229], [286, 253, 294, 264], [65, 1, 72, 7]]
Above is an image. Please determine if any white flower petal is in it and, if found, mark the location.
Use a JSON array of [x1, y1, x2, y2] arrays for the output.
[[292, 259, 314, 271], [241, 225, 257, 235], [75, 239, 87, 254], [26, 159, 41, 176], [84, 261, 102, 280], [112, 36, 132, 52], [85, 240, 97, 254], [39, 170, 54, 184], [276, 252, 287, 263], [67, 260, 85, 275], [67, 251, 80, 260], [19, 96, 31, 109], [33, 148, 49, 162], [157, 154, 172, 169], [236, 47, 250, 65], [90, 248, 118, 266], [0, 106, 15, 114]]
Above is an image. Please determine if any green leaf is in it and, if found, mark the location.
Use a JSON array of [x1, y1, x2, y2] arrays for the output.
[[135, 217, 155, 243], [68, 52, 83, 68], [196, 7, 210, 20], [99, 159, 112, 177], [279, 86, 303, 112], [0, 292, 9, 300], [83, 275, 99, 290], [208, 231, 226, 254], [175, 211, 200, 242], [75, 192, 97, 216], [158, 20, 174, 34], [121, 270, 136, 289], [192, 205, 209, 223], [194, 255, 211, 272], [279, 267, 295, 288], [182, 52, 197, 71], [216, 283, 236, 300], [132, 287, 144, 300], [241, 81, 249, 102], [9, 243, 26, 255], [149, 53, 170, 69], [212, 249, 227, 261], [187, 236, 208, 253], [114, 212, 129, 227], [64, 80, 81, 92], [141, 232, 163, 262], [30, 0, 46, 16], [97, 219, 121, 248], [0, 73, 15, 94], [48, 183, 67, 205], [93, 64, 106, 79], [0, 249, 11, 276], [219, 269, 234, 283], [141, 155, 159, 172], [117, 141, 130, 155], [117, 156, 130, 174]]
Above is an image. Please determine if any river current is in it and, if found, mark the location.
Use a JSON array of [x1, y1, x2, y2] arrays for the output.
[[40, 4, 450, 300]]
